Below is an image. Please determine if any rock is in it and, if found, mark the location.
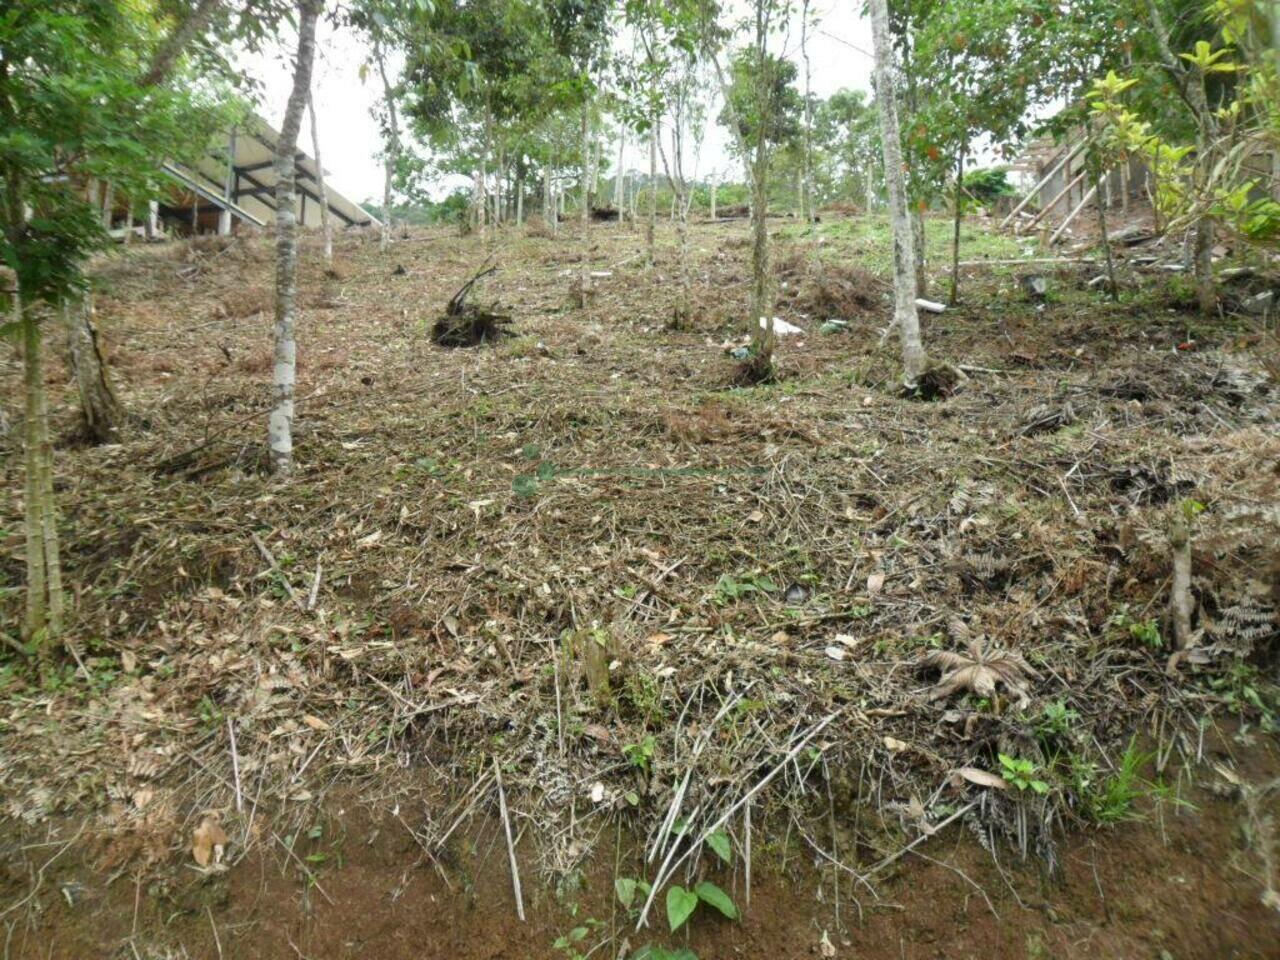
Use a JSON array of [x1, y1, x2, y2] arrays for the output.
[[1243, 290, 1274, 314], [1020, 274, 1048, 299]]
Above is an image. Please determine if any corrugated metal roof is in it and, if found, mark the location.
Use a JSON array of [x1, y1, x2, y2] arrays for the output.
[[170, 113, 381, 229]]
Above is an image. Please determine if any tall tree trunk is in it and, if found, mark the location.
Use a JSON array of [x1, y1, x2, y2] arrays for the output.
[[307, 92, 333, 269], [614, 133, 625, 212], [710, 178, 717, 219], [63, 297, 124, 443], [801, 0, 815, 227], [1094, 167, 1119, 302], [374, 36, 400, 256], [270, 0, 320, 475], [647, 105, 657, 267], [949, 147, 964, 305], [516, 167, 524, 225], [869, 0, 926, 388], [579, 97, 592, 306], [899, 0, 927, 296], [544, 163, 556, 235], [748, 3, 774, 368], [140, 0, 222, 86], [4, 158, 63, 645], [101, 181, 114, 230]]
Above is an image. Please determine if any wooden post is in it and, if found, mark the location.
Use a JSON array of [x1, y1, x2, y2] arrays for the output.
[[146, 200, 159, 240], [219, 127, 237, 235], [1021, 170, 1088, 232], [998, 140, 1080, 231], [1049, 183, 1099, 246]]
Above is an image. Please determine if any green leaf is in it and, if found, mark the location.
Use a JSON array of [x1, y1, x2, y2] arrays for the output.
[[666, 885, 698, 932], [694, 881, 738, 920], [706, 830, 732, 865], [615, 876, 638, 909], [512, 475, 539, 497]]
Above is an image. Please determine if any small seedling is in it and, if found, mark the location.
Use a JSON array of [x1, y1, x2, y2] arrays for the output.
[[623, 735, 657, 774], [998, 753, 1050, 794], [666, 880, 738, 933], [712, 573, 778, 604]]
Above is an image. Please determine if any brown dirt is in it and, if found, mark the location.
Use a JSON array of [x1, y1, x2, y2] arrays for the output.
[[2, 734, 1277, 959]]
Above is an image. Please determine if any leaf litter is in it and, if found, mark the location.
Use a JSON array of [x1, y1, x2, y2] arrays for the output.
[[0, 220, 1276, 904]]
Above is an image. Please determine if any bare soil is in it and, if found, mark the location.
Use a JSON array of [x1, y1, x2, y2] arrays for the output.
[[3, 735, 1278, 959]]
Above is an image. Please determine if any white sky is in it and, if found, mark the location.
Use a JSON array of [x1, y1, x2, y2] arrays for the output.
[[244, 3, 876, 203]]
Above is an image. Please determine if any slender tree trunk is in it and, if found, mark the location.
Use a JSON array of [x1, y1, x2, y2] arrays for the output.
[[63, 297, 124, 443], [614, 133, 625, 212], [307, 91, 333, 269], [580, 97, 592, 306], [101, 181, 115, 231], [544, 163, 556, 234], [270, 0, 320, 475], [949, 147, 964, 305], [869, 0, 926, 387], [516, 167, 524, 225], [801, 0, 815, 227], [19, 299, 46, 642], [748, 4, 774, 368], [647, 103, 657, 267], [710, 179, 717, 219], [899, 0, 927, 296], [1094, 165, 1119, 301], [374, 36, 400, 256], [140, 0, 222, 86]]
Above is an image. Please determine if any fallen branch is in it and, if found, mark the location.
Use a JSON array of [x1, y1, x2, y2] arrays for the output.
[[494, 758, 526, 922]]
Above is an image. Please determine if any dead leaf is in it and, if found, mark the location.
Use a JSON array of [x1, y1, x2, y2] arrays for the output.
[[582, 723, 611, 743], [824, 645, 847, 661], [770, 630, 791, 646], [819, 929, 837, 957], [645, 632, 673, 647], [883, 736, 909, 752], [954, 766, 1009, 790], [920, 638, 1040, 708], [442, 614, 459, 637], [192, 816, 228, 867], [121, 650, 137, 673], [302, 715, 331, 732], [747, 509, 765, 523], [590, 782, 605, 803], [867, 572, 885, 595]]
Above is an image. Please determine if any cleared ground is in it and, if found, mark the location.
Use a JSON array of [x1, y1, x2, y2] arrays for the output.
[[0, 213, 1277, 958]]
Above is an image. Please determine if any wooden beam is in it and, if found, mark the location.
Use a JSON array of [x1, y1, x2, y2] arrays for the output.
[[1049, 183, 1099, 246], [1000, 141, 1085, 229]]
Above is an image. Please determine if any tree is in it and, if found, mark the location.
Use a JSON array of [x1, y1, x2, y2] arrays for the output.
[[307, 91, 334, 270], [717, 20, 801, 377], [0, 0, 240, 646], [546, 0, 614, 303], [869, 0, 927, 388], [813, 89, 881, 210], [269, 0, 322, 475]]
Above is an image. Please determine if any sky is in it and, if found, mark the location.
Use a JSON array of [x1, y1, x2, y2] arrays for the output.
[[244, 3, 877, 204]]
